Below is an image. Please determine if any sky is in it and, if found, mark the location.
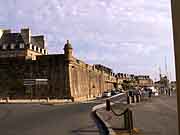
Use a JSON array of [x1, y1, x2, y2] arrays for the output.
[[0, 0, 175, 81]]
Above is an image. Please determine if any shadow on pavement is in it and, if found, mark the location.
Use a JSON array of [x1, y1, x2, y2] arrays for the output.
[[71, 112, 108, 135], [71, 124, 99, 135]]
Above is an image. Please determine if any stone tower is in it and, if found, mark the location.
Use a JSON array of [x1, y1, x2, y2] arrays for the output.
[[64, 40, 73, 61], [64, 40, 73, 100]]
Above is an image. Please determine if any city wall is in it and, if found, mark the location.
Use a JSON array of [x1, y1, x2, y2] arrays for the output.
[[69, 58, 116, 101]]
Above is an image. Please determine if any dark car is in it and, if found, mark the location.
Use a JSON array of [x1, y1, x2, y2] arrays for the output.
[[111, 90, 116, 96]]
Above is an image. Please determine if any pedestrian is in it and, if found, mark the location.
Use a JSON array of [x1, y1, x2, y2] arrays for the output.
[[149, 90, 152, 98]]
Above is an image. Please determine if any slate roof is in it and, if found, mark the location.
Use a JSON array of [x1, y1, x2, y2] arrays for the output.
[[0, 33, 25, 46]]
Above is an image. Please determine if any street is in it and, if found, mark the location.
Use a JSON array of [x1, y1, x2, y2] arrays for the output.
[[0, 103, 99, 135], [0, 95, 125, 135], [0, 94, 126, 135], [1, 93, 176, 135]]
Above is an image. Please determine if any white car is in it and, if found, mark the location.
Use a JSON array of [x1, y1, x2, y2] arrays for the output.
[[102, 91, 111, 97], [154, 92, 159, 96]]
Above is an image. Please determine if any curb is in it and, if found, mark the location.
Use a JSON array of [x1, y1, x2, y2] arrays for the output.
[[91, 94, 125, 135], [96, 111, 116, 135], [91, 110, 109, 135]]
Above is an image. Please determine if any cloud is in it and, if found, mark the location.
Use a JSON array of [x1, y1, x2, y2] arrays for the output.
[[0, 0, 175, 80]]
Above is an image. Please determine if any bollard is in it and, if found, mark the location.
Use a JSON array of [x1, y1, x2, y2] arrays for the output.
[[128, 109, 133, 132], [168, 90, 171, 96], [131, 96, 134, 103], [124, 109, 129, 130], [106, 99, 111, 111], [71, 97, 75, 102], [132, 96, 134, 103], [134, 96, 137, 103], [6, 97, 9, 103], [124, 108, 133, 131], [134, 95, 137, 103], [127, 96, 132, 104], [136, 95, 141, 103], [47, 97, 49, 103]]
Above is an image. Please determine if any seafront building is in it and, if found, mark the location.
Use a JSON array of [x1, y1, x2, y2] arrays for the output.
[[0, 28, 153, 101]]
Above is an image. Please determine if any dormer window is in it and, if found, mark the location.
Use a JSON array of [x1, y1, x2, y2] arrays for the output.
[[2, 44, 7, 50], [19, 43, 24, 49], [33, 46, 36, 51], [42, 49, 44, 54], [29, 44, 32, 49], [10, 44, 15, 49]]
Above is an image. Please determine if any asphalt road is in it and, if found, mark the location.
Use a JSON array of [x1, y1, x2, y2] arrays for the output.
[[0, 103, 99, 135], [0, 94, 126, 135]]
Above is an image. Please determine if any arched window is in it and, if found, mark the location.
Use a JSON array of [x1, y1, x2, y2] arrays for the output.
[[19, 43, 24, 49], [10, 44, 15, 49], [2, 44, 7, 50]]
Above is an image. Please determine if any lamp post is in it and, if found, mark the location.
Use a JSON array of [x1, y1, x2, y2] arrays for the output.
[[171, 0, 180, 133]]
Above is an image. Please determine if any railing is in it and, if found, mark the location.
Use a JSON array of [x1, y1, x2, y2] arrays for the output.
[[106, 99, 134, 134]]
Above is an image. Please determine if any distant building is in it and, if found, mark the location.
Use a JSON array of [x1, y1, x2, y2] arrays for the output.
[[0, 28, 154, 100], [0, 28, 47, 60], [154, 74, 170, 94], [135, 75, 153, 87], [116, 73, 153, 88]]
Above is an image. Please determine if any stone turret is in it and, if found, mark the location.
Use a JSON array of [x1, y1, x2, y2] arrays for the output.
[[64, 40, 73, 61], [64, 40, 73, 99]]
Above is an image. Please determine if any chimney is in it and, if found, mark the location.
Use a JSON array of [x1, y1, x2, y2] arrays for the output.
[[21, 28, 31, 43], [31, 35, 45, 48], [0, 29, 4, 39], [3, 29, 11, 33]]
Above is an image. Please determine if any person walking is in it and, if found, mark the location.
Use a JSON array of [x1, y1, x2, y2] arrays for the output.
[[149, 89, 152, 98]]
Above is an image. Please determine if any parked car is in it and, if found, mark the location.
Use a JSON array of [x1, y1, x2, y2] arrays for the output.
[[119, 89, 125, 93], [154, 92, 159, 96], [102, 91, 111, 97], [111, 90, 116, 96], [115, 90, 121, 94]]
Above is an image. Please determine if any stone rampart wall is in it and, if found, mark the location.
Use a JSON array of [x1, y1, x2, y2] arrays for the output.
[[70, 59, 116, 99]]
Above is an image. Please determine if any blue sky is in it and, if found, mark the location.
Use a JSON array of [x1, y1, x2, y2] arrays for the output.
[[0, 0, 175, 81]]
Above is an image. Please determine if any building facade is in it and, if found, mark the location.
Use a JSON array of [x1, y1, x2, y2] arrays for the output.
[[116, 73, 153, 88], [0, 28, 48, 60], [0, 28, 153, 101], [0, 28, 117, 100]]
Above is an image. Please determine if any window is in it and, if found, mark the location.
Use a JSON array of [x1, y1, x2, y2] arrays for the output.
[[29, 44, 32, 49], [33, 45, 36, 51], [2, 44, 7, 50], [19, 43, 24, 49], [76, 60, 80, 64], [10, 44, 15, 49], [42, 49, 44, 54]]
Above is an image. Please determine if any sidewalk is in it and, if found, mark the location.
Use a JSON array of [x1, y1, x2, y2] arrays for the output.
[[97, 95, 178, 135]]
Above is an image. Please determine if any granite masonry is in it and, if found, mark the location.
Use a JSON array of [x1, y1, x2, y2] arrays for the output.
[[0, 28, 153, 101]]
